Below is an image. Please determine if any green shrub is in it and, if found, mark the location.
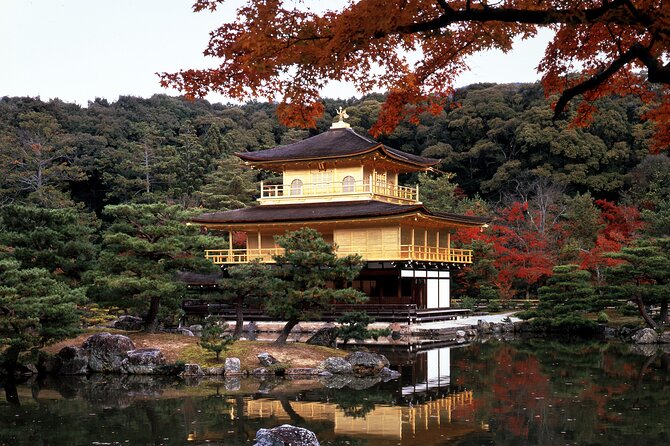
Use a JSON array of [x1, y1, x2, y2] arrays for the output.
[[337, 312, 391, 344], [458, 296, 477, 310], [486, 300, 501, 312], [596, 311, 610, 323], [199, 322, 234, 361]]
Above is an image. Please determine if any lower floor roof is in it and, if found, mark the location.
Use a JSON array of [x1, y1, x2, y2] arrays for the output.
[[192, 200, 489, 228]]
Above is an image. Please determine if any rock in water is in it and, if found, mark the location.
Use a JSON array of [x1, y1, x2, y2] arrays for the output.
[[254, 424, 320, 446], [632, 328, 659, 344], [344, 351, 389, 377], [257, 352, 279, 367], [122, 348, 166, 374], [319, 357, 352, 374], [306, 327, 339, 348], [82, 332, 135, 373]]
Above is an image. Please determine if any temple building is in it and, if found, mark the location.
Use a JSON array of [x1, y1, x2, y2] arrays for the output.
[[191, 112, 488, 320]]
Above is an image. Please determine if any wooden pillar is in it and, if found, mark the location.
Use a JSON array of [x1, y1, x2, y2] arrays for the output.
[[228, 230, 233, 261], [257, 231, 262, 259], [411, 227, 415, 257], [447, 232, 451, 262]]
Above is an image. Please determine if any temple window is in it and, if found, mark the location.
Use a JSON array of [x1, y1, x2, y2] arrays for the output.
[[290, 179, 303, 196], [342, 175, 355, 192]]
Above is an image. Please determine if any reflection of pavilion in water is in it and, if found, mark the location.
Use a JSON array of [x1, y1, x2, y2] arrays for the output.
[[243, 347, 479, 444], [185, 346, 483, 444], [396, 345, 453, 397], [244, 390, 476, 445]]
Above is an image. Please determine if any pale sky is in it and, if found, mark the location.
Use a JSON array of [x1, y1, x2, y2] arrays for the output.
[[1, 0, 554, 106]]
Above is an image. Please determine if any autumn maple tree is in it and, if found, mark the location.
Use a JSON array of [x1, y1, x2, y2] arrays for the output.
[[162, 0, 670, 148]]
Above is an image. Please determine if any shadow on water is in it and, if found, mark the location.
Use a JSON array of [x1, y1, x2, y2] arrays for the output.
[[1, 340, 669, 445]]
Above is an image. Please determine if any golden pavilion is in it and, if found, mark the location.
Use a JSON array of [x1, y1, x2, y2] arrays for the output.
[[192, 113, 488, 319]]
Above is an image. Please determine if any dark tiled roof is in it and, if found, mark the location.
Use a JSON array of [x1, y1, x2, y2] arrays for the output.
[[176, 270, 222, 285], [236, 128, 438, 167], [192, 201, 489, 226]]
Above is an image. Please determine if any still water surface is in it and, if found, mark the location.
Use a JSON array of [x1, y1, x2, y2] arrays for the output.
[[1, 339, 668, 445]]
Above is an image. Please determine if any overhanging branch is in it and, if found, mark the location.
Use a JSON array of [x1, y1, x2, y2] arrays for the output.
[[553, 43, 670, 119], [398, 0, 644, 34]]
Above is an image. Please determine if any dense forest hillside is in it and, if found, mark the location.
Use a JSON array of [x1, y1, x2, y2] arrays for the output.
[[0, 82, 668, 346], [0, 82, 660, 210]]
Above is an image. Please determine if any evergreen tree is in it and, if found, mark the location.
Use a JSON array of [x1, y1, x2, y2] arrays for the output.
[[0, 205, 99, 285], [90, 204, 223, 332], [0, 258, 85, 372], [199, 321, 233, 361], [218, 260, 279, 339], [197, 157, 258, 210], [604, 238, 670, 328], [520, 264, 599, 332], [268, 228, 367, 345], [0, 111, 83, 207]]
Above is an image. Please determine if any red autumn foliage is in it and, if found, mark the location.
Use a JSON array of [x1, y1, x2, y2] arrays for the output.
[[479, 202, 560, 299], [164, 1, 670, 148], [579, 200, 642, 274]]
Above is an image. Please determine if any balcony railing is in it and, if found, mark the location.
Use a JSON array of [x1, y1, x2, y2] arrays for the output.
[[260, 179, 418, 203], [205, 248, 283, 264], [398, 245, 473, 263], [205, 245, 472, 265]]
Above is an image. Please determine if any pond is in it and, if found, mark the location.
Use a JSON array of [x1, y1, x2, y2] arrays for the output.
[[1, 339, 668, 445]]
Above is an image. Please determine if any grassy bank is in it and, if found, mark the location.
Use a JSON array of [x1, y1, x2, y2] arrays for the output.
[[43, 330, 345, 370]]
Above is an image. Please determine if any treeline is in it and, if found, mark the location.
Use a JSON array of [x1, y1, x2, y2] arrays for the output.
[[0, 82, 668, 367]]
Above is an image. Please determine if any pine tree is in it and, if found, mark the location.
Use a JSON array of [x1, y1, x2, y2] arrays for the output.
[[90, 204, 223, 332], [217, 260, 279, 339], [267, 228, 366, 345], [604, 238, 670, 328], [0, 258, 85, 372], [199, 322, 233, 361], [520, 264, 599, 332], [0, 205, 99, 285]]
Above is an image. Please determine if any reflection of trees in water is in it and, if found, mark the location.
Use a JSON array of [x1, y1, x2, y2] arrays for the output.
[[451, 340, 670, 445], [1, 344, 669, 445]]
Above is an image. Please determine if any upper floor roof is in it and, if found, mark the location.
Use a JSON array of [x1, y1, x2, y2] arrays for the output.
[[236, 127, 439, 172]]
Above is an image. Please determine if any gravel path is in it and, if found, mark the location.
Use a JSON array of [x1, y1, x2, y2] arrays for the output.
[[411, 311, 521, 330]]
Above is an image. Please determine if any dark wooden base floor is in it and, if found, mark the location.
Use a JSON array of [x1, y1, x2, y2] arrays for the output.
[[182, 300, 470, 324]]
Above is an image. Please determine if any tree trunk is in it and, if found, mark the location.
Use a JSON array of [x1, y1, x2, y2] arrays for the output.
[[274, 319, 299, 345], [1, 346, 21, 375], [635, 296, 658, 329], [233, 297, 244, 340], [660, 299, 669, 326], [145, 296, 161, 333]]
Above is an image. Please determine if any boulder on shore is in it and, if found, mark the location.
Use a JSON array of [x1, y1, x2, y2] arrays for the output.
[[254, 424, 319, 446], [257, 352, 279, 367], [82, 332, 135, 373], [319, 357, 353, 374], [122, 348, 166, 375], [225, 357, 241, 375], [113, 315, 144, 331], [180, 363, 205, 376], [56, 346, 89, 375]]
